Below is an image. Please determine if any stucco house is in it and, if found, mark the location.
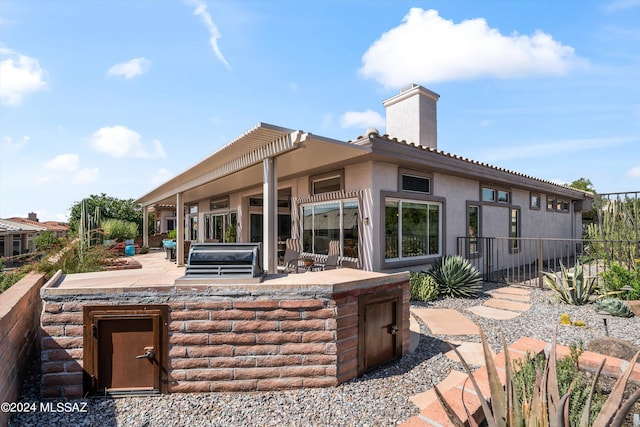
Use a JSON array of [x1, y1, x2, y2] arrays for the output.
[[137, 84, 592, 274]]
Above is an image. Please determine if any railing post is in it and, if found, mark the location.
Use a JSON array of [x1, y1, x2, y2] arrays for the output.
[[537, 239, 544, 289]]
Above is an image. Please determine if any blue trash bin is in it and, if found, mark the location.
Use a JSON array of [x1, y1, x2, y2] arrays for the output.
[[125, 245, 135, 256]]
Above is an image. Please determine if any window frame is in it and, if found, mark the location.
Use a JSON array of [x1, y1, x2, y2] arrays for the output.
[[530, 193, 541, 210], [466, 203, 481, 258], [398, 168, 432, 195], [300, 198, 359, 259], [309, 170, 344, 195], [383, 197, 442, 262], [509, 207, 521, 253]]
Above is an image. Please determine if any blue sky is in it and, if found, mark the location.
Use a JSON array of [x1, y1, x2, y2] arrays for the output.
[[1, 0, 639, 221]]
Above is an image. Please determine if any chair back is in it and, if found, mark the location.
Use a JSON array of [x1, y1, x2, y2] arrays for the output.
[[328, 240, 340, 256], [286, 238, 301, 252], [324, 254, 340, 270]]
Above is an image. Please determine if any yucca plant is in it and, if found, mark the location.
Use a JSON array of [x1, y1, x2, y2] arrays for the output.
[[542, 261, 598, 305], [426, 255, 482, 298], [409, 272, 439, 302], [594, 298, 634, 318], [435, 327, 640, 427]]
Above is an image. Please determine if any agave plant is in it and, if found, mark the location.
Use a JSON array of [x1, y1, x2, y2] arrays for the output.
[[435, 328, 640, 427], [426, 255, 482, 298], [542, 261, 598, 305], [594, 298, 634, 318]]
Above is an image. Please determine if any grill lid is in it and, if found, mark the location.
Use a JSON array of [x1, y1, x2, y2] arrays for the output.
[[183, 243, 263, 280]]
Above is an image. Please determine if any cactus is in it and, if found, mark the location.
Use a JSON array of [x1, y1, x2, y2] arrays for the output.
[[595, 298, 634, 318], [559, 313, 572, 325]]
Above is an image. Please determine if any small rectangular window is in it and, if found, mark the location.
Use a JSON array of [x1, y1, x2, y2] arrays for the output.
[[482, 188, 495, 202], [562, 201, 570, 212], [312, 176, 341, 194], [497, 190, 510, 203], [401, 174, 430, 193], [468, 205, 479, 254], [556, 200, 563, 211], [547, 196, 555, 211], [531, 194, 540, 209], [510, 208, 520, 251], [210, 198, 229, 210], [189, 204, 198, 214]]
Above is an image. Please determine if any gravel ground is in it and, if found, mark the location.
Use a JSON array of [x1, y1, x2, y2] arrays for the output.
[[9, 283, 640, 427]]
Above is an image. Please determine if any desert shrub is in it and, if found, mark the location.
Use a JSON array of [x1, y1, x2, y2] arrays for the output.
[[101, 218, 138, 241], [35, 244, 117, 277], [0, 267, 28, 293], [409, 271, 439, 302], [599, 262, 640, 299], [425, 255, 482, 298], [542, 261, 598, 305]]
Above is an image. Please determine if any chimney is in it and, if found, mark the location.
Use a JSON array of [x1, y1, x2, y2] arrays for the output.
[[383, 84, 440, 149], [28, 212, 39, 222]]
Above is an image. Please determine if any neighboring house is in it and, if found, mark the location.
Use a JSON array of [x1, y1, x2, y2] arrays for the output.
[[0, 218, 46, 257], [137, 84, 593, 273], [1, 213, 69, 258]]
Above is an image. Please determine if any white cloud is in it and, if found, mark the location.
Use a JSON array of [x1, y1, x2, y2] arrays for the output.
[[150, 168, 175, 186], [3, 135, 30, 149], [73, 168, 99, 184], [185, 0, 231, 70], [606, 0, 640, 12], [45, 153, 79, 171], [359, 8, 585, 88], [0, 47, 47, 105], [340, 110, 385, 129], [90, 125, 166, 158], [626, 166, 640, 178], [107, 57, 151, 79]]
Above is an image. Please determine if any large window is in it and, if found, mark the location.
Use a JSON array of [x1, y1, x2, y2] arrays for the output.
[[385, 199, 441, 260], [301, 200, 359, 258]]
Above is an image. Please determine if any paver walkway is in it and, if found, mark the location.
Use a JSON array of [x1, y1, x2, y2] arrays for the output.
[[407, 285, 534, 426]]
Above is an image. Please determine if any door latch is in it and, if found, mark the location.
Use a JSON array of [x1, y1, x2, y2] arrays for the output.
[[388, 324, 399, 335], [135, 347, 155, 360]]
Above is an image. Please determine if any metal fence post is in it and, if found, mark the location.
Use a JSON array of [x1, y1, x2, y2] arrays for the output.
[[537, 239, 544, 289]]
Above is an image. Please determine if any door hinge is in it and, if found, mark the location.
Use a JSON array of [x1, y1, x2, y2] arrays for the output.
[[91, 375, 97, 389], [91, 323, 97, 338]]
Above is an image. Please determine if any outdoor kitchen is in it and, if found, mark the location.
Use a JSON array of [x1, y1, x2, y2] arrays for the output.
[[39, 244, 410, 399]]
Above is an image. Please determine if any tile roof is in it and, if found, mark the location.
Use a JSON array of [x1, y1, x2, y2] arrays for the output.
[[7, 217, 68, 232], [360, 133, 592, 196], [0, 218, 46, 233]]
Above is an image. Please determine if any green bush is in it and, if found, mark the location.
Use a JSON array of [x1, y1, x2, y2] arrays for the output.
[[0, 268, 28, 293], [33, 231, 62, 251], [35, 244, 117, 277], [599, 262, 640, 299], [167, 229, 177, 239], [542, 261, 598, 305], [101, 218, 138, 241], [409, 272, 439, 301], [425, 255, 482, 298]]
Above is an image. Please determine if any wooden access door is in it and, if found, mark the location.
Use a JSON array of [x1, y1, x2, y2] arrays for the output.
[[84, 306, 168, 396], [358, 291, 402, 375]]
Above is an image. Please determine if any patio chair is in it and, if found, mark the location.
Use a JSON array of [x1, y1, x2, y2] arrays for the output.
[[281, 248, 302, 273], [316, 254, 340, 271]]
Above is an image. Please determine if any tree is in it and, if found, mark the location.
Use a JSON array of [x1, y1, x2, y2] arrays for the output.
[[569, 177, 596, 193], [68, 193, 153, 236]]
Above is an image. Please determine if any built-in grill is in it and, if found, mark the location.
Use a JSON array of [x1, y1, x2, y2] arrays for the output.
[[182, 243, 263, 281]]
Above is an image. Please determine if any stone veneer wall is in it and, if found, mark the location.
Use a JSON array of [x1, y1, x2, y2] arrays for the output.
[[40, 280, 409, 398], [0, 272, 47, 427]]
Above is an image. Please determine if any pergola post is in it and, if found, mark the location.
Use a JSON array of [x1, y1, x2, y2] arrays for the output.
[[263, 157, 278, 274], [142, 205, 149, 248], [176, 192, 185, 267]]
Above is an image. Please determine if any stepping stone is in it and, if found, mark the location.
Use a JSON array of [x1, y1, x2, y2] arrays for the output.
[[467, 305, 521, 320], [411, 308, 480, 336], [409, 370, 468, 410], [484, 298, 531, 312], [442, 341, 494, 366], [492, 286, 531, 296], [409, 314, 421, 353], [487, 290, 531, 302]]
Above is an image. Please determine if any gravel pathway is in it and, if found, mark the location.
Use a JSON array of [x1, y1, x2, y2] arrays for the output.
[[9, 283, 640, 427]]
